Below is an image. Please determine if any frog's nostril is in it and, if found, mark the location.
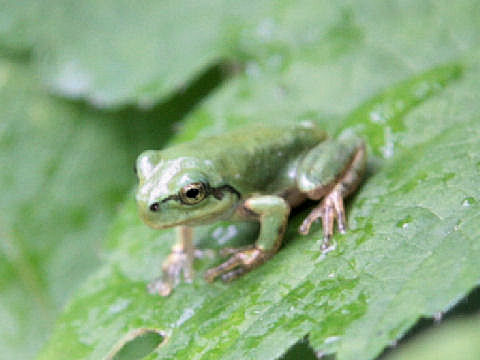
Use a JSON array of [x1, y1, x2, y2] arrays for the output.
[[149, 202, 160, 212]]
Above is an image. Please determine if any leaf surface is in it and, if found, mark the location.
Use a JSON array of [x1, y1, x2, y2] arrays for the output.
[[0, 58, 140, 359], [39, 62, 480, 360], [2, 0, 478, 108], [33, 1, 480, 359]]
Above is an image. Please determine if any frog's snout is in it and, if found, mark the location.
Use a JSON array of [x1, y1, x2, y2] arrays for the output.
[[137, 200, 177, 229], [137, 200, 159, 227]]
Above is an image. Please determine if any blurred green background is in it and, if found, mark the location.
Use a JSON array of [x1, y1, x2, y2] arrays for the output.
[[1, 1, 480, 359]]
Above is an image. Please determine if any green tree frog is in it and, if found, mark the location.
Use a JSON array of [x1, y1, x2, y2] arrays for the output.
[[135, 122, 366, 296]]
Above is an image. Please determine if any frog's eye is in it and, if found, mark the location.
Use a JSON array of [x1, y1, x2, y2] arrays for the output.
[[179, 182, 207, 205], [149, 202, 160, 212]]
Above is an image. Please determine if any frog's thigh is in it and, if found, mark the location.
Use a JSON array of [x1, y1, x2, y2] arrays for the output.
[[297, 137, 365, 199], [244, 195, 290, 252]]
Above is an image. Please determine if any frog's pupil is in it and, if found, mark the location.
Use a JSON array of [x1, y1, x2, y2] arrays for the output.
[[149, 202, 160, 212], [186, 188, 199, 199]]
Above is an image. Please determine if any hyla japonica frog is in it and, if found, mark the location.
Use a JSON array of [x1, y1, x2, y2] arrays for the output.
[[135, 122, 366, 296]]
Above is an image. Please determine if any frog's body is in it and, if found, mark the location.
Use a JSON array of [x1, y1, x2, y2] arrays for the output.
[[136, 122, 366, 296]]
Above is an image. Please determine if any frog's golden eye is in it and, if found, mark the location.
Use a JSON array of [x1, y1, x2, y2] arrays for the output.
[[180, 182, 207, 205]]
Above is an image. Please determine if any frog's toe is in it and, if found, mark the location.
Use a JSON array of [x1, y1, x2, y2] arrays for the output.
[[221, 267, 248, 282], [299, 206, 323, 235], [299, 188, 347, 250], [204, 267, 218, 283], [204, 248, 268, 283], [204, 253, 243, 282]]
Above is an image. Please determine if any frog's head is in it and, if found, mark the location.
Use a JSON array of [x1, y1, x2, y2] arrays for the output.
[[135, 151, 240, 229]]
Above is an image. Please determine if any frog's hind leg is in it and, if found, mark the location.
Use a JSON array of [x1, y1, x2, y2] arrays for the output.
[[297, 137, 366, 251]]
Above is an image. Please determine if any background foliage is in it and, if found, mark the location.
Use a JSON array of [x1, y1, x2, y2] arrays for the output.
[[0, 1, 479, 359]]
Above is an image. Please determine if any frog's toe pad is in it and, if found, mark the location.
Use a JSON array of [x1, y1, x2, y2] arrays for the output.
[[147, 278, 173, 297], [298, 207, 323, 235]]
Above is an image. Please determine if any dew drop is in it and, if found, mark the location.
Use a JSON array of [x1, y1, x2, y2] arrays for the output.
[[413, 81, 439, 99], [453, 219, 461, 232], [174, 308, 195, 327], [434, 311, 443, 323], [462, 197, 476, 207], [107, 298, 131, 315], [396, 215, 412, 229], [390, 339, 398, 347], [381, 127, 395, 158], [324, 336, 341, 345], [54, 60, 92, 96], [369, 108, 387, 124]]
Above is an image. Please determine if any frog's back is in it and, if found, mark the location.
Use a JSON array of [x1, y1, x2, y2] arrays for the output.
[[161, 122, 326, 194]]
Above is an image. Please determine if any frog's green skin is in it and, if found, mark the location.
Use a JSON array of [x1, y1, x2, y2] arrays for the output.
[[136, 122, 366, 296]]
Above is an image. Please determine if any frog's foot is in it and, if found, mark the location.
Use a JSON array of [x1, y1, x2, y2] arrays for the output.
[[298, 188, 346, 251], [204, 247, 270, 283], [148, 243, 193, 297], [298, 140, 366, 251]]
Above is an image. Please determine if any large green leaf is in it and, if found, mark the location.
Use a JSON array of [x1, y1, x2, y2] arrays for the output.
[[38, 53, 480, 360], [0, 57, 223, 359], [0, 58, 142, 359], [0, 0, 271, 107], [0, 59, 125, 359], [11, 0, 477, 359], [2, 0, 479, 108]]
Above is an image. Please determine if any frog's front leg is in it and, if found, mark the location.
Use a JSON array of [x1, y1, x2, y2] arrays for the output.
[[204, 196, 290, 283], [148, 225, 195, 296], [298, 137, 366, 251]]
